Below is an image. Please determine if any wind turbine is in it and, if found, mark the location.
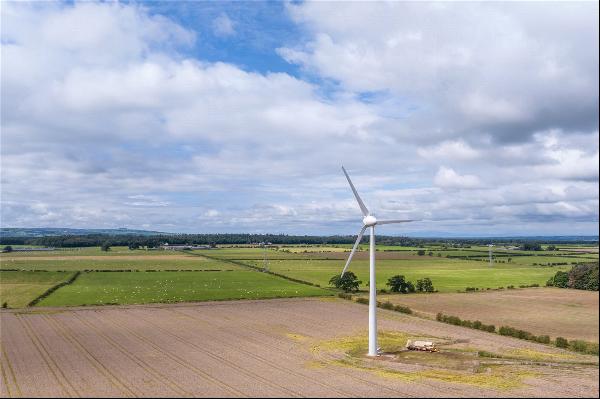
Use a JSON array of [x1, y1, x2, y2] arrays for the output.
[[340, 166, 414, 356], [488, 244, 494, 267]]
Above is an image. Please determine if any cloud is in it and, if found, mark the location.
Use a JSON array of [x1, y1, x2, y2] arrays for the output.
[[212, 13, 235, 37], [434, 167, 482, 190], [204, 209, 220, 218], [282, 2, 599, 143], [125, 195, 170, 207], [417, 140, 480, 161], [0, 2, 598, 236]]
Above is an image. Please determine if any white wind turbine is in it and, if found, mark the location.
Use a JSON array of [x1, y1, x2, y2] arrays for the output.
[[340, 166, 414, 356]]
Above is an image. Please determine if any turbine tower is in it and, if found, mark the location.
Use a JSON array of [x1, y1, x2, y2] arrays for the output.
[[340, 166, 414, 356], [488, 244, 494, 267]]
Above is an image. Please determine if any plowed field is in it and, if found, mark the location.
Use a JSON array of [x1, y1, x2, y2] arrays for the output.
[[1, 298, 597, 397]]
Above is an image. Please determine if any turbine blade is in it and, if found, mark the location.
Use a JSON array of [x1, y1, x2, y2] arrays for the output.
[[342, 166, 369, 217], [377, 219, 415, 225], [341, 225, 367, 276]]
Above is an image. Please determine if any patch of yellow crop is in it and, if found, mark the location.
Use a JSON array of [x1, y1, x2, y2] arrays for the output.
[[418, 368, 535, 389], [317, 297, 342, 303], [286, 333, 309, 342], [313, 331, 410, 357], [312, 331, 538, 390], [505, 348, 580, 362], [305, 360, 327, 369], [334, 358, 534, 389]]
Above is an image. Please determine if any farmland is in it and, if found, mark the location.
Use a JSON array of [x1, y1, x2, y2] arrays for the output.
[[1, 298, 598, 397], [35, 271, 330, 307], [379, 288, 599, 343], [0, 255, 240, 272], [0, 271, 74, 308], [249, 257, 570, 292], [0, 243, 598, 397], [0, 244, 596, 308]]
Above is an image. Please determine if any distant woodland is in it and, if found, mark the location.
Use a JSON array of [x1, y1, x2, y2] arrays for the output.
[[0, 233, 597, 248]]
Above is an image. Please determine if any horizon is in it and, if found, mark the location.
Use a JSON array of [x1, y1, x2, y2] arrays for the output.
[[1, 2, 598, 236], [2, 226, 599, 241]]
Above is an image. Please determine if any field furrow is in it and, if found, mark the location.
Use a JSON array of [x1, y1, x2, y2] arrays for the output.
[[101, 309, 301, 397]]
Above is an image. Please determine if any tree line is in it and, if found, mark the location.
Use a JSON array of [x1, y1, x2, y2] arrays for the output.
[[2, 233, 595, 248], [0, 233, 429, 247], [546, 263, 599, 291]]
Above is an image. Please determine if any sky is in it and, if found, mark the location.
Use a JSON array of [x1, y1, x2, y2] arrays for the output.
[[1, 1, 598, 236]]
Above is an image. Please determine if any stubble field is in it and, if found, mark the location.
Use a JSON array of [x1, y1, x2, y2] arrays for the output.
[[379, 288, 599, 342]]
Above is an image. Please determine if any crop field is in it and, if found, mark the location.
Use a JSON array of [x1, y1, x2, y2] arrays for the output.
[[379, 288, 599, 343], [0, 271, 74, 308], [1, 298, 598, 398], [244, 258, 571, 292]]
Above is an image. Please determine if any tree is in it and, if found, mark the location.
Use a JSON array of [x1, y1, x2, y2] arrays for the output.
[[421, 277, 434, 292], [521, 242, 542, 251], [547, 264, 598, 291], [416, 277, 434, 292], [2, 245, 13, 253], [585, 266, 599, 291], [329, 271, 362, 292], [547, 271, 569, 288], [387, 275, 406, 292], [417, 250, 425, 256], [387, 275, 415, 294], [555, 337, 569, 348], [128, 242, 139, 250], [101, 241, 111, 252]]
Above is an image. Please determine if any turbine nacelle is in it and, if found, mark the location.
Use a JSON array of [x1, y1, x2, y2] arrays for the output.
[[363, 215, 377, 226]]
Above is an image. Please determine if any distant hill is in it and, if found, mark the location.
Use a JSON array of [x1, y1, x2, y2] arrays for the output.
[[0, 227, 167, 237]]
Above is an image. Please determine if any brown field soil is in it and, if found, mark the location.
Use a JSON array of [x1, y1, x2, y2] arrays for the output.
[[0, 255, 203, 261], [1, 298, 598, 398], [380, 288, 599, 342]]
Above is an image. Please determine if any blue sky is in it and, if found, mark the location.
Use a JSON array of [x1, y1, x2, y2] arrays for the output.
[[143, 2, 303, 75], [1, 1, 598, 236]]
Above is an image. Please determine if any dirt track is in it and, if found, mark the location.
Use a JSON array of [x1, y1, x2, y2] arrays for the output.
[[1, 298, 598, 397]]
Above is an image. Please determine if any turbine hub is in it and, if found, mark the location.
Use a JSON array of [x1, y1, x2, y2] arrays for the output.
[[363, 215, 377, 226]]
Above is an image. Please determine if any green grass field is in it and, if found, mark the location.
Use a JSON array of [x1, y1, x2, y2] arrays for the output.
[[36, 270, 331, 307], [0, 245, 596, 307], [0, 256, 243, 271], [245, 257, 571, 292], [0, 271, 75, 308]]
